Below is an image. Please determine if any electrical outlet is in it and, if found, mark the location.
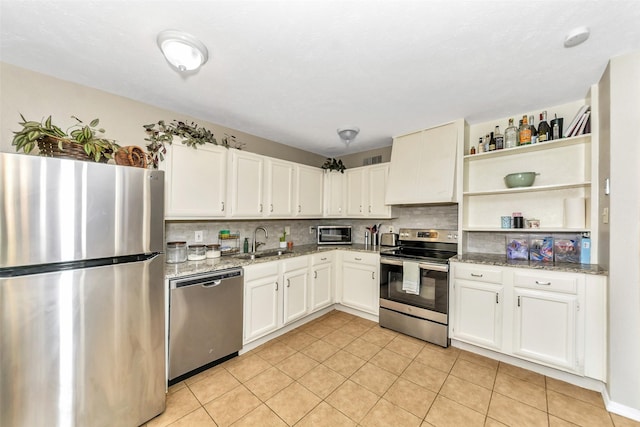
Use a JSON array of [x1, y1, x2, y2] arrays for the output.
[[195, 230, 204, 242], [388, 226, 394, 233], [284, 226, 291, 235], [309, 226, 315, 234]]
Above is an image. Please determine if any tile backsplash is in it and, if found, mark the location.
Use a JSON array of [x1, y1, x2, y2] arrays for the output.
[[165, 204, 459, 251]]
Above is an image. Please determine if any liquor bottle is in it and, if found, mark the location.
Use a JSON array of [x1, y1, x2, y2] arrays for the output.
[[494, 125, 504, 150], [484, 134, 490, 152], [477, 137, 484, 153], [519, 115, 531, 145], [470, 145, 476, 155], [529, 115, 538, 144], [504, 118, 518, 149], [538, 111, 550, 142], [488, 132, 496, 151]]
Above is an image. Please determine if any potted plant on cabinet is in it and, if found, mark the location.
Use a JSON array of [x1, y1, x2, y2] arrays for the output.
[[12, 114, 120, 163], [143, 119, 243, 169], [321, 157, 346, 173]]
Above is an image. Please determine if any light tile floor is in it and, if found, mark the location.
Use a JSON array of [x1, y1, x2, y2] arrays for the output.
[[145, 310, 639, 427]]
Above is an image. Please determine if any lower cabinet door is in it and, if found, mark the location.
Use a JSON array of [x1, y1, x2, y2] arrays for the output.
[[452, 279, 503, 350], [513, 288, 579, 372], [244, 273, 279, 343], [341, 263, 378, 314], [283, 267, 309, 324], [311, 262, 332, 311]]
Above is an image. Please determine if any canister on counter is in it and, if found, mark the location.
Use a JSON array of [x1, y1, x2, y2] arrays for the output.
[[166, 241, 187, 263], [512, 212, 524, 229], [187, 244, 206, 261]]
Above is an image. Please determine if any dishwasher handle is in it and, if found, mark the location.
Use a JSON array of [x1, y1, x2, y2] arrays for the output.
[[201, 280, 222, 288]]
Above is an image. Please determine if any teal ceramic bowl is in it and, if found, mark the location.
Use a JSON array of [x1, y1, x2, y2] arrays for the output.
[[504, 172, 538, 188]]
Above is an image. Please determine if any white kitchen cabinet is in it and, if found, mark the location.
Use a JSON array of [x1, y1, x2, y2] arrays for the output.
[[339, 251, 379, 315], [265, 158, 295, 217], [163, 143, 227, 219], [228, 149, 264, 217], [295, 165, 323, 217], [512, 270, 584, 372], [452, 268, 504, 351], [449, 261, 604, 379], [324, 170, 346, 217], [386, 121, 461, 205], [282, 256, 310, 324], [310, 252, 334, 312], [243, 256, 311, 344], [345, 164, 392, 218], [243, 261, 280, 343]]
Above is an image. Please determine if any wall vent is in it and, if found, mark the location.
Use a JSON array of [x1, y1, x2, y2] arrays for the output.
[[363, 155, 382, 166]]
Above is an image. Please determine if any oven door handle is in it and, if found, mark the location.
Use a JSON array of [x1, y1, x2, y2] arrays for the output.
[[380, 258, 449, 273]]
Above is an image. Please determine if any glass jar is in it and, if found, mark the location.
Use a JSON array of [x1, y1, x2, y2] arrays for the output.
[[166, 241, 187, 264], [187, 244, 207, 261], [205, 244, 221, 259]]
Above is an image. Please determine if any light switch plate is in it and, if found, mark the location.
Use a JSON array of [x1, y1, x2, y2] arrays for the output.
[[195, 230, 204, 242]]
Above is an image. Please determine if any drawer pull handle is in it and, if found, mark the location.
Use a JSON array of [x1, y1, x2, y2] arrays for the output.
[[355, 257, 362, 261], [314, 271, 317, 279], [287, 279, 291, 288], [275, 281, 279, 291], [471, 273, 483, 278], [517, 296, 521, 307], [270, 204, 274, 212], [372, 272, 375, 280], [321, 257, 327, 261], [496, 293, 499, 304], [221, 201, 225, 212], [535, 280, 551, 286]]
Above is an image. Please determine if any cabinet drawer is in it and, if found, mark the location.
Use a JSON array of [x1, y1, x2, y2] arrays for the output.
[[453, 264, 502, 284], [311, 252, 334, 265], [513, 272, 578, 294], [341, 251, 379, 265], [282, 255, 308, 271], [243, 261, 279, 281]]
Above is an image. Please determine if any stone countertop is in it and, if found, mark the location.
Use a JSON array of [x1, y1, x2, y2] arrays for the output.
[[453, 253, 608, 276], [164, 244, 383, 279]]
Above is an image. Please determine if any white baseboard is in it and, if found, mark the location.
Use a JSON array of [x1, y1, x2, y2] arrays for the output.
[[602, 387, 640, 422]]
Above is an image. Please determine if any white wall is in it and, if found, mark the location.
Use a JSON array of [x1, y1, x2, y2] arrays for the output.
[[603, 52, 640, 416], [0, 62, 325, 167]]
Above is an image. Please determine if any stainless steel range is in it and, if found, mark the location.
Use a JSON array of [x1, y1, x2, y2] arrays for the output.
[[379, 228, 458, 347]]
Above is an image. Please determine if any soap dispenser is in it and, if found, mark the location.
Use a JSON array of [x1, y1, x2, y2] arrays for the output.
[[243, 237, 249, 253]]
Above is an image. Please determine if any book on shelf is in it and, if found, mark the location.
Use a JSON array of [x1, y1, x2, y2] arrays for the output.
[[573, 110, 591, 136], [564, 105, 591, 137]]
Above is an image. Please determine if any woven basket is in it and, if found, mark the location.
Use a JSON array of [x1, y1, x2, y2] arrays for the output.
[[114, 146, 148, 168], [37, 135, 110, 163]]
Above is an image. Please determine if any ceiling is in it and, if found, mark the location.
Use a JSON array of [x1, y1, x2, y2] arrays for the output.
[[2, 1, 640, 157]]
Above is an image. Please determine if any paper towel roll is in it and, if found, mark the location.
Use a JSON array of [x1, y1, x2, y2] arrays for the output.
[[564, 198, 585, 228]]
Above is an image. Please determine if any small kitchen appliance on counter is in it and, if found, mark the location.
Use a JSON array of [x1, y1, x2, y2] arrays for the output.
[[380, 233, 399, 247], [379, 228, 458, 347]]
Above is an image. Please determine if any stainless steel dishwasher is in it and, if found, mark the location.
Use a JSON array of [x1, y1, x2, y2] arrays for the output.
[[168, 267, 243, 383]]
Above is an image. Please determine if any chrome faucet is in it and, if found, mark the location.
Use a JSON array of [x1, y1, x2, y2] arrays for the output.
[[252, 227, 268, 253]]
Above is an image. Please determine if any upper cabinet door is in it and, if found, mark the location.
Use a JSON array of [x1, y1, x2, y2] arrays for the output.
[[386, 122, 459, 205], [346, 167, 366, 217], [295, 165, 323, 217], [163, 143, 227, 219], [229, 150, 264, 217], [367, 164, 391, 217], [324, 171, 346, 217], [265, 158, 295, 217]]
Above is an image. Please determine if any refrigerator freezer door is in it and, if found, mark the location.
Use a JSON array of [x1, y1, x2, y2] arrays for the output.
[[0, 253, 166, 427], [0, 152, 164, 267]]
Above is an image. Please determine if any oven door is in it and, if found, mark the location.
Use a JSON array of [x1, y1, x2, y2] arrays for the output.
[[379, 258, 449, 322]]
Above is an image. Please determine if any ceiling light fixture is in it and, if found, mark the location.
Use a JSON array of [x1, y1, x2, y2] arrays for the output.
[[564, 27, 590, 48], [157, 30, 208, 72], [337, 127, 360, 146]]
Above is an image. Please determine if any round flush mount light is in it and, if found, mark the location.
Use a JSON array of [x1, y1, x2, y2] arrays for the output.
[[157, 30, 208, 72], [564, 27, 590, 48]]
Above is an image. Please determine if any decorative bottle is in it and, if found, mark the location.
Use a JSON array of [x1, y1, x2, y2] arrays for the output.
[[538, 111, 551, 142], [504, 118, 518, 149], [494, 125, 504, 150], [529, 115, 538, 144], [519, 115, 531, 145]]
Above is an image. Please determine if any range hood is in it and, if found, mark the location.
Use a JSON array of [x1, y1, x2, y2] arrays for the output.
[[385, 121, 462, 205]]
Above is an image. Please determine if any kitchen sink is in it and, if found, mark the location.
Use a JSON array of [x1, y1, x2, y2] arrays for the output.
[[236, 250, 289, 260]]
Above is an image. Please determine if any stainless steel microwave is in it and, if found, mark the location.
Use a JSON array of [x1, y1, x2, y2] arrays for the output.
[[317, 225, 352, 245]]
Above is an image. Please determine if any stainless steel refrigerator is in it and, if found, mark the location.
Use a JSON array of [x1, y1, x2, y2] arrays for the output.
[[0, 152, 166, 427]]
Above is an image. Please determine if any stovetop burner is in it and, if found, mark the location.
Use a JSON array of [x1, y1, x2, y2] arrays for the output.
[[380, 228, 458, 263]]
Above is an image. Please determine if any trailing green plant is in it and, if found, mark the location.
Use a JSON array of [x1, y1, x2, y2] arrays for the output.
[[12, 114, 119, 162], [143, 119, 243, 169], [321, 157, 346, 173]]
